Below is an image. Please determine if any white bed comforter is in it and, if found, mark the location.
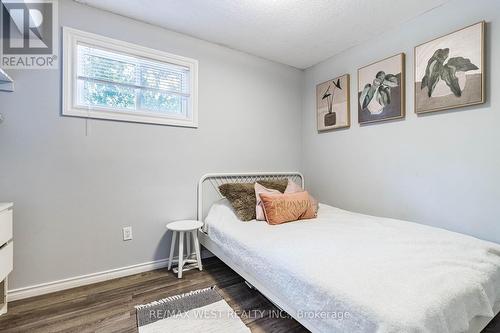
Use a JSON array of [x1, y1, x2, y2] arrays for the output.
[[205, 200, 500, 333]]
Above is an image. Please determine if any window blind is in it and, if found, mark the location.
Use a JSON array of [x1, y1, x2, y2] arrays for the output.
[[76, 43, 191, 116]]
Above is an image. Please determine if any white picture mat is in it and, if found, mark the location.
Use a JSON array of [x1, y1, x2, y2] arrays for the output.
[[358, 54, 402, 90], [415, 22, 482, 80]]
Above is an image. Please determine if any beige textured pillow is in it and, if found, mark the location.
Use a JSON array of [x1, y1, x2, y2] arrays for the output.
[[219, 180, 287, 221]]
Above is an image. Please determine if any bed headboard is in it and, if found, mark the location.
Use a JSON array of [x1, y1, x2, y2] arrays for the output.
[[197, 172, 304, 221]]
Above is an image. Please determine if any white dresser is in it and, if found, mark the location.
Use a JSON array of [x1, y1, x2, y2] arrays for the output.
[[0, 203, 13, 316]]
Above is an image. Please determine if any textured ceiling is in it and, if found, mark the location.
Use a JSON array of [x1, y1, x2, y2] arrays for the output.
[[75, 0, 449, 69]]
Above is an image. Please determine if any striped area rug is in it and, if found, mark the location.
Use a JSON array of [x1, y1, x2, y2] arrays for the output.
[[135, 286, 251, 333]]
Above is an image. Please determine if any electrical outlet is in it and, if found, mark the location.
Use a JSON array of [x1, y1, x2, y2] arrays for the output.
[[122, 226, 133, 241]]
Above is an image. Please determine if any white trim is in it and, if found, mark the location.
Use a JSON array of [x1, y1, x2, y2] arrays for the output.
[[62, 27, 199, 127], [8, 248, 211, 301], [8, 258, 170, 301]]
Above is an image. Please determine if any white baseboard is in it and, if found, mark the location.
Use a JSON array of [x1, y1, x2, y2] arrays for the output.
[[8, 258, 168, 301], [8, 250, 212, 301]]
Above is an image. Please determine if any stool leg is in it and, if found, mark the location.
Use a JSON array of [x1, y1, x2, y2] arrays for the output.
[[186, 233, 191, 259], [192, 230, 202, 271], [178, 231, 184, 278], [168, 231, 177, 271]]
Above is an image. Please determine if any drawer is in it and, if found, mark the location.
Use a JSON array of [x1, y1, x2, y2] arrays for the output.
[[0, 209, 13, 247], [0, 242, 13, 281]]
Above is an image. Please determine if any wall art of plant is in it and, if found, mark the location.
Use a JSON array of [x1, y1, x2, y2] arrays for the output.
[[359, 71, 399, 115], [414, 21, 484, 114], [321, 79, 342, 126], [421, 48, 478, 98], [321, 78, 342, 114], [316, 74, 350, 131]]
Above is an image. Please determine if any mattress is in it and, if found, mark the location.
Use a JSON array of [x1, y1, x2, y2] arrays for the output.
[[204, 200, 500, 333]]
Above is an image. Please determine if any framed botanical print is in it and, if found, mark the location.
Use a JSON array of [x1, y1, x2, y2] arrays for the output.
[[358, 53, 405, 124], [415, 21, 485, 114], [316, 74, 350, 132]]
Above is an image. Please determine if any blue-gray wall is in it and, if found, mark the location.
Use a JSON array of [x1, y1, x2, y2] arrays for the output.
[[0, 0, 303, 289], [301, 0, 500, 244], [1, 0, 499, 292]]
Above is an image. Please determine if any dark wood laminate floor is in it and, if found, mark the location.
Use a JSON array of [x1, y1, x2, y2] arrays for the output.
[[0, 258, 305, 333], [0, 257, 498, 333]]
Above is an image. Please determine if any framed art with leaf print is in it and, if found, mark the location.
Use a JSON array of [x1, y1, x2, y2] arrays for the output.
[[316, 74, 350, 132], [414, 21, 485, 114], [358, 53, 405, 124]]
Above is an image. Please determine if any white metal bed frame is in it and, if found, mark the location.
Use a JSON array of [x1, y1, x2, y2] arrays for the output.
[[197, 172, 304, 221], [196, 172, 319, 331], [196, 172, 498, 333]]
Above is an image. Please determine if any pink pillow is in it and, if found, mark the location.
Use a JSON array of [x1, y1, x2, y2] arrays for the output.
[[284, 179, 303, 193], [284, 179, 319, 217], [255, 183, 281, 220], [259, 191, 313, 225]]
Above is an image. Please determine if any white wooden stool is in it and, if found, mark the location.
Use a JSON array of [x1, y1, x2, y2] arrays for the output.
[[166, 220, 203, 278]]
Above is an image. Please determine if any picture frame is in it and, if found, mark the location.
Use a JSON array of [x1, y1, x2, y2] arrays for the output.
[[414, 21, 485, 114], [357, 53, 405, 124], [316, 74, 350, 132]]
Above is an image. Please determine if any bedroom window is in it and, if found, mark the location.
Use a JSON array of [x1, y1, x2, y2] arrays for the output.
[[62, 27, 198, 127]]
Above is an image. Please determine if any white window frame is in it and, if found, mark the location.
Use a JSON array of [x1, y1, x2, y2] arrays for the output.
[[62, 27, 198, 127]]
